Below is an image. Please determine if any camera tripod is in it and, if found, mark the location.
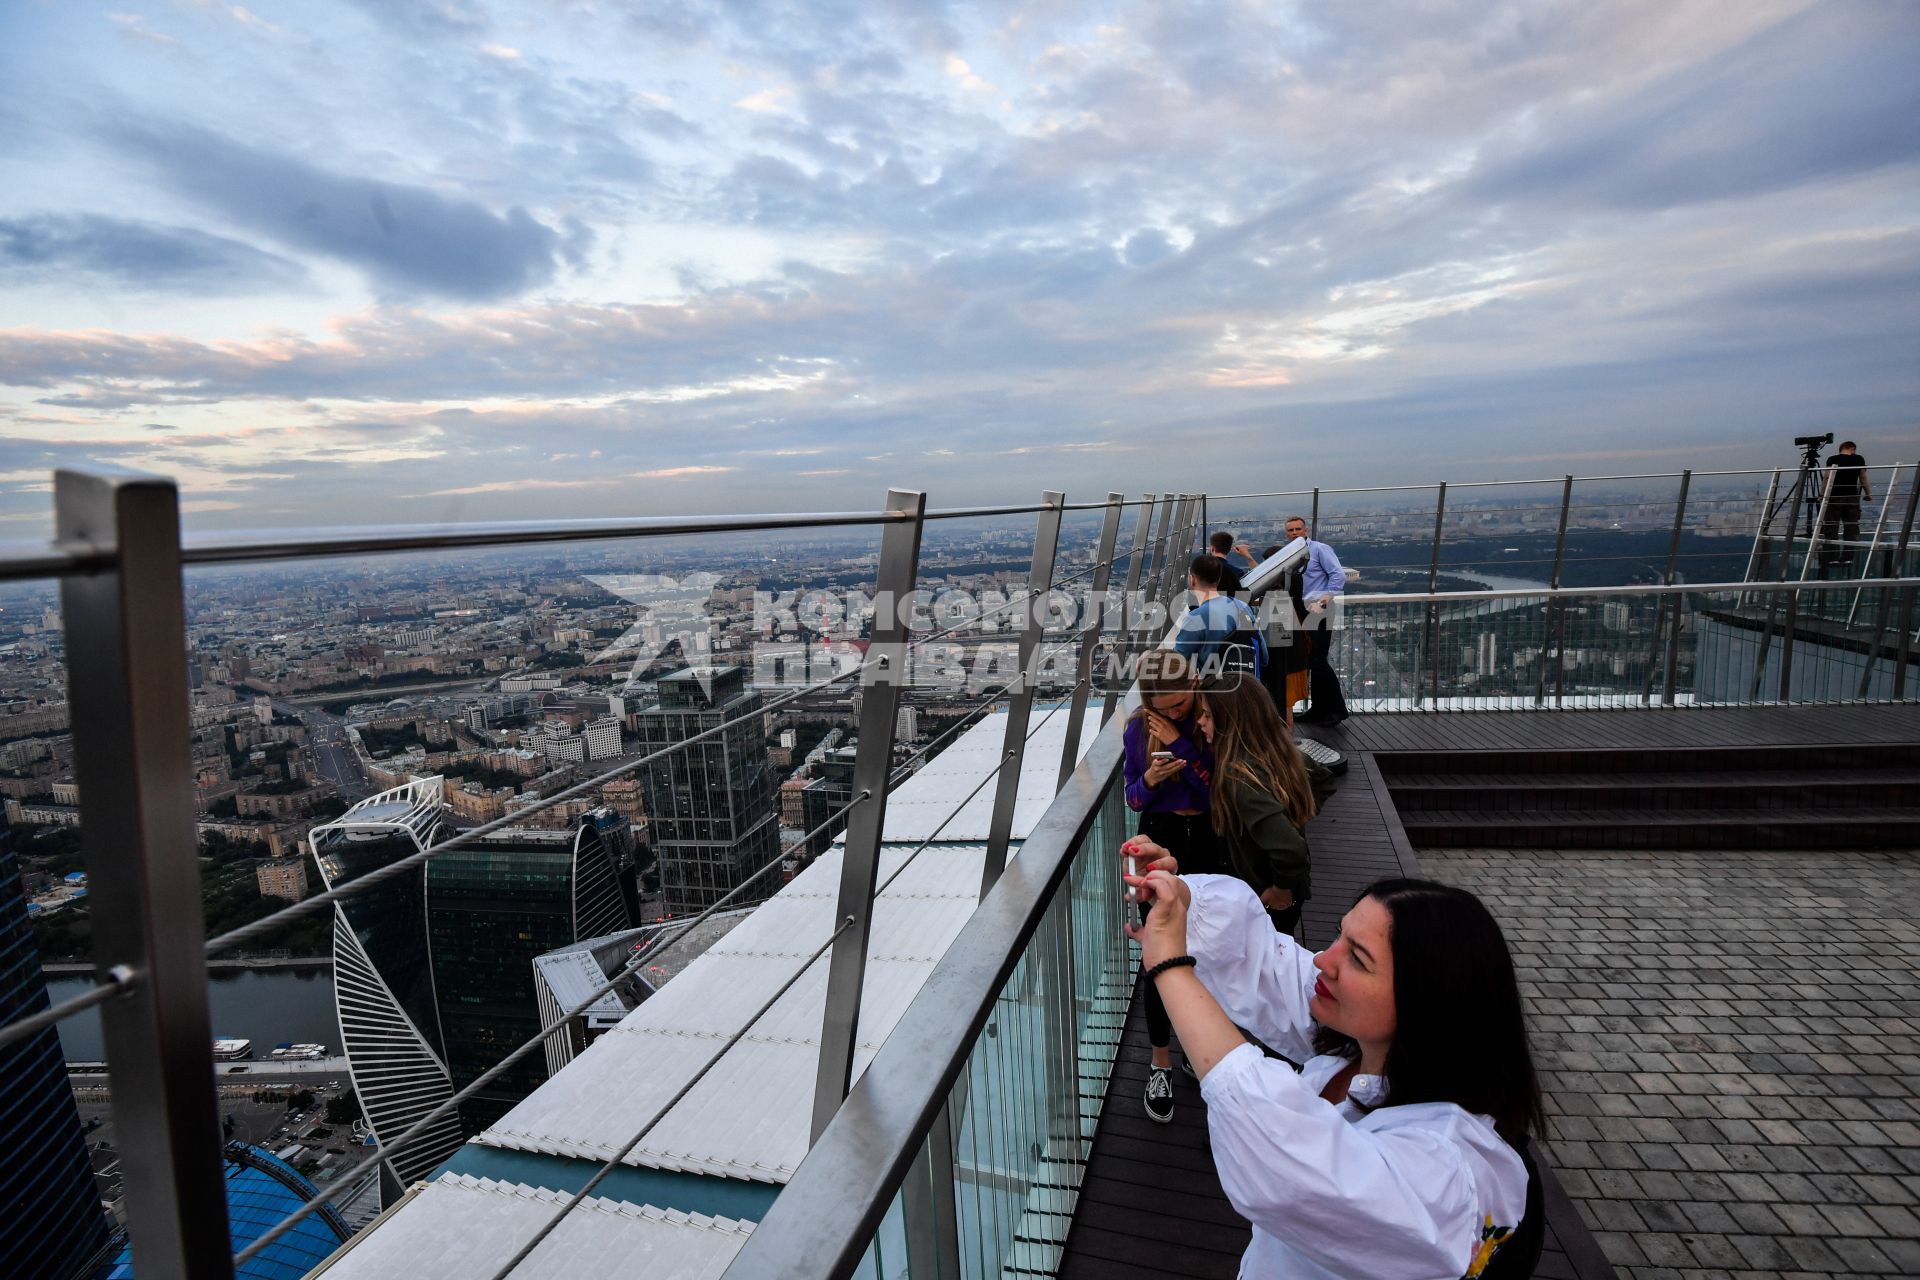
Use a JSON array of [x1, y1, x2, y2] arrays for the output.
[[1759, 435, 1832, 543]]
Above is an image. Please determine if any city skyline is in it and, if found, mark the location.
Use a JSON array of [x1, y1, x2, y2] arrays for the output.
[[2, 2, 1917, 535]]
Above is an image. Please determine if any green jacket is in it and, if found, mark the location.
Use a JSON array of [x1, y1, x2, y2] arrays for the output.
[[1217, 759, 1334, 902]]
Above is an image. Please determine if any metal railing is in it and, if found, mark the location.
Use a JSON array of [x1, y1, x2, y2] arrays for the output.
[[725, 683, 1134, 1279], [0, 466, 1208, 1280], [10, 456, 1920, 1279], [1334, 576, 1920, 711]]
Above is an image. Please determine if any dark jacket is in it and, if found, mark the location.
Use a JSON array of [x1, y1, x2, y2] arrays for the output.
[[1215, 759, 1334, 901]]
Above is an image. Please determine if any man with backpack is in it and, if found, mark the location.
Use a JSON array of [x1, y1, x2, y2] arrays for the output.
[[1174, 554, 1264, 681]]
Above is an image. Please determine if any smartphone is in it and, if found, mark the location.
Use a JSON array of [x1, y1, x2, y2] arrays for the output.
[[1150, 750, 1175, 763], [1125, 855, 1138, 902]]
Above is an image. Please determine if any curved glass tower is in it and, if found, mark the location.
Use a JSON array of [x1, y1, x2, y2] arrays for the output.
[[309, 778, 465, 1199], [0, 820, 110, 1280]]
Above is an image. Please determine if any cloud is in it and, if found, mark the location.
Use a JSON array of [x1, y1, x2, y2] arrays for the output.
[[99, 119, 586, 300], [426, 476, 613, 497], [1469, 4, 1920, 211], [633, 465, 736, 479], [0, 214, 307, 293], [339, 0, 488, 40], [107, 12, 180, 48]]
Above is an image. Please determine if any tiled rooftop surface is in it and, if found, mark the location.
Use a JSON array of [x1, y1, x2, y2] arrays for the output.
[[1423, 845, 1920, 1279]]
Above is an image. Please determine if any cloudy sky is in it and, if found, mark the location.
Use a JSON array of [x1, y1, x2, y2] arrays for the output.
[[1, 1, 1917, 534]]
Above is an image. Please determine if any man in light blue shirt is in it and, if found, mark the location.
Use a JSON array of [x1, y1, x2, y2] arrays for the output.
[[1284, 516, 1348, 723]]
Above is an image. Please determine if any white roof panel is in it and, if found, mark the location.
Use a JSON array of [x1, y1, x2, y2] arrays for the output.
[[871, 704, 1091, 843], [309, 1176, 751, 1280], [480, 843, 983, 1180], [272, 703, 1106, 1280]]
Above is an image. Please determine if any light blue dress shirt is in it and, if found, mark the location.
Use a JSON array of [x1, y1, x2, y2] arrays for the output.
[[1298, 539, 1346, 601]]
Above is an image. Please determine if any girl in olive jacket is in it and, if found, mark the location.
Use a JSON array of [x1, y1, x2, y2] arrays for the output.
[[1193, 676, 1332, 937]]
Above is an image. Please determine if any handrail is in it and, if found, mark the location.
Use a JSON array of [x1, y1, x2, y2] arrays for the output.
[[1203, 465, 1904, 503], [721, 685, 1132, 1280], [1339, 575, 1920, 607], [0, 496, 1154, 581], [0, 964, 138, 1053], [0, 464, 1901, 582]]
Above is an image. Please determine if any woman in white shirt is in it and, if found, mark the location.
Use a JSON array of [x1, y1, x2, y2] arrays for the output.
[[1121, 852, 1543, 1279]]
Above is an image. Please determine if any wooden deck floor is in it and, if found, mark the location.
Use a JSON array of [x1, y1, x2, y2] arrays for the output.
[[1055, 703, 1920, 1278]]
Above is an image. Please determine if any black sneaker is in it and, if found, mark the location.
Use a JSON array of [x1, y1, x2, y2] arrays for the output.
[[1179, 1056, 1197, 1082], [1144, 1065, 1174, 1123]]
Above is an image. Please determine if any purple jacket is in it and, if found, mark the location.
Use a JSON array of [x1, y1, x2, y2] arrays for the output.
[[1123, 712, 1215, 814]]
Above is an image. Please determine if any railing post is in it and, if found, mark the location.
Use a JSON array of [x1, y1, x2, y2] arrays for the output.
[[981, 492, 1065, 899], [1847, 464, 1902, 628], [1159, 495, 1193, 606], [1040, 892, 1079, 1154], [1898, 577, 1918, 702], [54, 468, 234, 1280], [812, 489, 926, 1144], [1742, 468, 1783, 598], [1142, 495, 1175, 619], [1060, 493, 1124, 789], [1860, 473, 1920, 699], [1750, 465, 1811, 702], [1310, 486, 1320, 537], [900, 1103, 959, 1278], [1106, 495, 1158, 723], [1535, 476, 1573, 707], [1420, 482, 1446, 708], [1644, 471, 1691, 706]]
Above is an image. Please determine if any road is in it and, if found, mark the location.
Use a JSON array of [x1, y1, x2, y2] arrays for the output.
[[277, 700, 373, 804]]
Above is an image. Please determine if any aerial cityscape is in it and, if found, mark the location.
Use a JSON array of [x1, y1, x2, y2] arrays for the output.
[[3, 2, 1919, 1279]]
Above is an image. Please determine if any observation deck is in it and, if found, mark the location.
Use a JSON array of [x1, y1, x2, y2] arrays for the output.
[[6, 463, 1919, 1280]]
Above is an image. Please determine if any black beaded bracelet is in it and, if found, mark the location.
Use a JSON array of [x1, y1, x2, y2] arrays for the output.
[[1144, 955, 1197, 982]]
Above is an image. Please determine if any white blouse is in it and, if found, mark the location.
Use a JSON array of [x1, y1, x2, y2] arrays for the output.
[[1181, 874, 1530, 1279]]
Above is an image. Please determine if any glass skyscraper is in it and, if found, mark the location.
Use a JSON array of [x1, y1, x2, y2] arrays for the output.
[[633, 666, 779, 915], [309, 779, 465, 1199], [0, 819, 110, 1280], [426, 815, 631, 1131]]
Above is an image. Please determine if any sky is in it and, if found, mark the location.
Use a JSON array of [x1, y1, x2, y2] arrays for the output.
[[1, 0, 1917, 536]]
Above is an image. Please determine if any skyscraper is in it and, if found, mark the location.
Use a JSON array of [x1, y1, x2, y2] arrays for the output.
[[632, 666, 779, 915], [0, 819, 111, 1280], [309, 778, 465, 1200], [425, 815, 632, 1130], [800, 743, 859, 859]]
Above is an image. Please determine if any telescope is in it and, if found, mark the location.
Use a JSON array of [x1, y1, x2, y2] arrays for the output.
[[1794, 433, 1834, 449], [1239, 538, 1309, 600]]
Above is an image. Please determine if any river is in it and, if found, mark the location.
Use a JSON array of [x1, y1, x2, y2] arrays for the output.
[[45, 966, 338, 1063]]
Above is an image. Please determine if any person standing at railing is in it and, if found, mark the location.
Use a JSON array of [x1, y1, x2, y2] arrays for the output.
[[1258, 543, 1312, 730], [1120, 860, 1544, 1280], [1285, 516, 1349, 726], [1175, 554, 1265, 681], [1122, 648, 1228, 1124], [1821, 441, 1873, 572], [1209, 531, 1253, 596]]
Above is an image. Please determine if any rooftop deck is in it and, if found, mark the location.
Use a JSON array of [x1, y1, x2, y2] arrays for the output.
[[1060, 703, 1920, 1280]]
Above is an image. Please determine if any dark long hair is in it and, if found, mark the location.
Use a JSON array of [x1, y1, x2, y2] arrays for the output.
[[1198, 676, 1314, 831], [1313, 878, 1544, 1143]]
